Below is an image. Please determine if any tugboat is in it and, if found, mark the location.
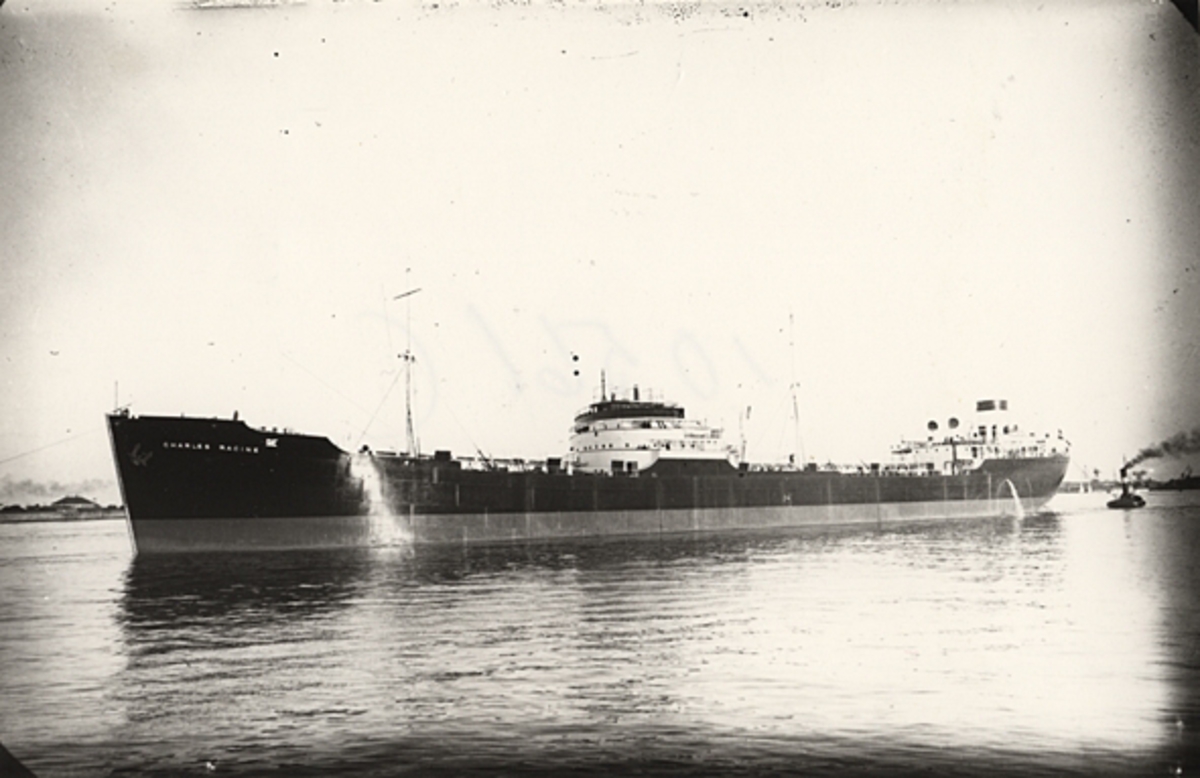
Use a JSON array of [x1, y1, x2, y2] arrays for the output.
[[1107, 465, 1146, 509]]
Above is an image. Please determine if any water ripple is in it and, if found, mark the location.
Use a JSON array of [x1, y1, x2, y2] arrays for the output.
[[2, 498, 1199, 775]]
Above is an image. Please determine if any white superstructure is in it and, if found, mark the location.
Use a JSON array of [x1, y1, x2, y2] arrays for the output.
[[889, 399, 1071, 476], [568, 385, 735, 475]]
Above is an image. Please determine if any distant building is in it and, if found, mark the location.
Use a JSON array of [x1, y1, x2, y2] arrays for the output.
[[51, 496, 102, 516]]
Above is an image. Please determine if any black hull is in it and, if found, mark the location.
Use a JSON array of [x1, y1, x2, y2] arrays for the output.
[[1149, 477, 1200, 491], [1107, 493, 1146, 509], [108, 413, 1070, 553]]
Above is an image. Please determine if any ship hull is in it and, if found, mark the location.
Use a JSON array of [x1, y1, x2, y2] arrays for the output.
[[126, 495, 1058, 553], [108, 413, 1069, 554]]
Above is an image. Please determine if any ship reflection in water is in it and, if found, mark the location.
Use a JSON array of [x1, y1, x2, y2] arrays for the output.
[[68, 495, 1191, 776]]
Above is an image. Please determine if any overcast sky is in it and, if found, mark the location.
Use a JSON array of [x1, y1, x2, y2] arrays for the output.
[[1, 0, 1197, 504]]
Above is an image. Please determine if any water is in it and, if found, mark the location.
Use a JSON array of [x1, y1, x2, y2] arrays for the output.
[[2, 492, 1199, 776]]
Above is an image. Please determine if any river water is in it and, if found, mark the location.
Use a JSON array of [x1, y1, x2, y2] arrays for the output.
[[2, 491, 1198, 776]]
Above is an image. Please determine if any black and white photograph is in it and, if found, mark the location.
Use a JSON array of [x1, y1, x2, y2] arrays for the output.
[[2, 0, 1199, 774]]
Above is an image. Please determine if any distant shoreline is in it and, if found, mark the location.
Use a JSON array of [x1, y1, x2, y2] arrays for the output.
[[0, 509, 127, 525]]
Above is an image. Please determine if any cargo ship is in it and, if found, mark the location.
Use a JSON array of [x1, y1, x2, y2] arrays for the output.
[[1150, 467, 1200, 492], [107, 388, 1070, 553]]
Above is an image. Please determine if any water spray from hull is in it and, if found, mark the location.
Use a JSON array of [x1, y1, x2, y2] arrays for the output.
[[1001, 479, 1026, 520], [350, 453, 409, 546]]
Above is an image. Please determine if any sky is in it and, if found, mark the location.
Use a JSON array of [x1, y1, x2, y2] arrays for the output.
[[1, 0, 1198, 505]]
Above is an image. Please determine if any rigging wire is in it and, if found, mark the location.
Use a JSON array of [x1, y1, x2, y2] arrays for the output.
[[355, 367, 405, 450], [438, 396, 493, 466], [0, 428, 101, 468], [279, 351, 373, 418]]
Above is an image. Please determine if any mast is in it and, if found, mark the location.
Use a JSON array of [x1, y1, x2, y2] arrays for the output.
[[788, 311, 805, 468], [739, 405, 749, 463], [393, 271, 422, 456]]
